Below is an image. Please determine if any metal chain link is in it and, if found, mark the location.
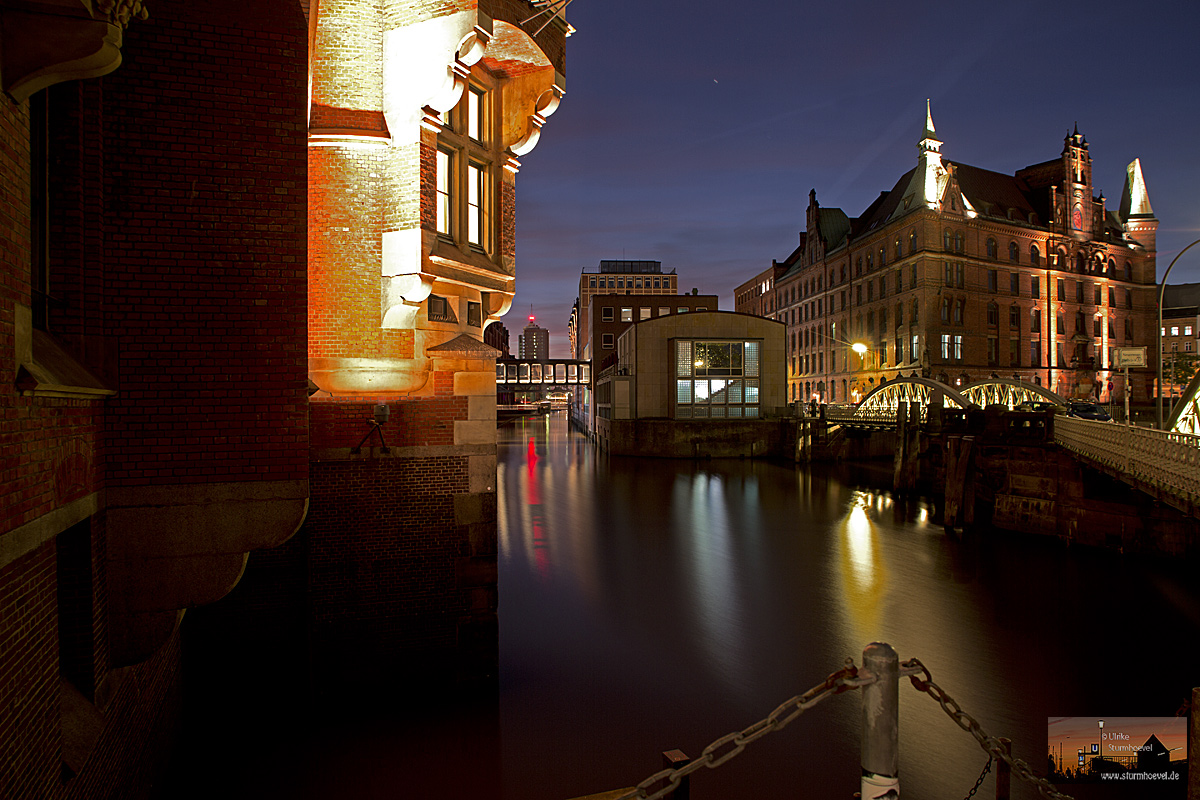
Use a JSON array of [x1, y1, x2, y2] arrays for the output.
[[962, 757, 992, 800], [614, 659, 864, 800], [902, 658, 1075, 800]]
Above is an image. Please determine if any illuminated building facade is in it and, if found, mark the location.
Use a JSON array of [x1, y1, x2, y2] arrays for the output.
[[301, 0, 568, 685], [1161, 284, 1200, 397], [519, 317, 550, 360], [751, 105, 1158, 405]]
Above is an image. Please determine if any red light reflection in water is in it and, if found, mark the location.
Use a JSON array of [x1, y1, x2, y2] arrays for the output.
[[527, 436, 548, 577]]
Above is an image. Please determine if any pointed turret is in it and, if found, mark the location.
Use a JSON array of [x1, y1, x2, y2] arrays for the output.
[[1119, 157, 1157, 252], [1119, 158, 1154, 220], [890, 100, 949, 220]]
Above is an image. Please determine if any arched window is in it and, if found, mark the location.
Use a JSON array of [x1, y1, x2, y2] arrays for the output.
[[986, 238, 998, 259], [911, 298, 919, 324], [1123, 261, 1132, 281], [944, 229, 953, 251], [1075, 252, 1085, 273], [856, 257, 863, 276], [1107, 258, 1116, 278], [953, 299, 963, 325], [896, 303, 903, 327], [941, 298, 950, 324], [954, 232, 964, 253], [909, 231, 917, 254], [878, 247, 885, 267], [1030, 244, 1040, 266], [1055, 247, 1067, 268], [1030, 307, 1041, 332], [894, 238, 902, 260], [987, 301, 998, 326], [1009, 241, 1019, 263]]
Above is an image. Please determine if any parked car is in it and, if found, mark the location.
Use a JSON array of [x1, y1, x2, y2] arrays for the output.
[[1014, 400, 1064, 414], [1063, 401, 1112, 421]]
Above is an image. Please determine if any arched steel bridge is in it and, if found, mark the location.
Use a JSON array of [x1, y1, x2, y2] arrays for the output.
[[846, 376, 1067, 416], [824, 375, 1200, 517]]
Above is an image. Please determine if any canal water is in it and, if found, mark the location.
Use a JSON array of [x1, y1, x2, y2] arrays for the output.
[[495, 411, 1198, 800]]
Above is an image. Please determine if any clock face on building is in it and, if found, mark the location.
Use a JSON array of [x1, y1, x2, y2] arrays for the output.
[[1072, 204, 1083, 230]]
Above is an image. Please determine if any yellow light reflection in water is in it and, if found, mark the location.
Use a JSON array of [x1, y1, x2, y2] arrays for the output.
[[838, 491, 888, 636]]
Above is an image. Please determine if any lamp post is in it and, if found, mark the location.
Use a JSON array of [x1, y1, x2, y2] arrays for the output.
[[1157, 238, 1200, 428], [1098, 719, 1104, 769]]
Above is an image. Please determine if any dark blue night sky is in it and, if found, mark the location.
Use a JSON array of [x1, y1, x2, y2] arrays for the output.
[[507, 0, 1200, 356]]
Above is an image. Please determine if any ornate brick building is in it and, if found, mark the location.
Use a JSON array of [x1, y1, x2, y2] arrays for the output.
[[754, 105, 1158, 405], [0, 0, 566, 795], [299, 0, 568, 688]]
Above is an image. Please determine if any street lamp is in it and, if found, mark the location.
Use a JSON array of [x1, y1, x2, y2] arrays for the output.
[[1157, 238, 1200, 428]]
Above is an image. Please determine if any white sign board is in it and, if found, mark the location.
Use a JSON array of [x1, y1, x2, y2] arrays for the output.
[[1114, 347, 1147, 368]]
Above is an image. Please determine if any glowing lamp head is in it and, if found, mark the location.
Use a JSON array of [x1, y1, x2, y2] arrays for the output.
[[528, 315, 535, 322], [852, 342, 868, 355]]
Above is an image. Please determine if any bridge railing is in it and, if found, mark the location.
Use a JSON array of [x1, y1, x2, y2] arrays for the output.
[[1053, 417, 1200, 510]]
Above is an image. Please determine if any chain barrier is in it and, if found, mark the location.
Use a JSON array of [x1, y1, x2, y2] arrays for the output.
[[902, 658, 1075, 800], [613, 660, 865, 800], [961, 757, 992, 800]]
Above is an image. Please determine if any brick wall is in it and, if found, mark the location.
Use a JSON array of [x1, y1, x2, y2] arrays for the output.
[[101, 6, 309, 486], [305, 454, 471, 685]]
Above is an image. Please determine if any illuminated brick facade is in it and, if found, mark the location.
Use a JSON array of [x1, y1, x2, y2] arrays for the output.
[[752, 106, 1158, 405], [303, 0, 568, 684]]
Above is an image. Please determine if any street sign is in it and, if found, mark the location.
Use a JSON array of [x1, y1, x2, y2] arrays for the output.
[[1091, 744, 1098, 754], [1115, 347, 1147, 368]]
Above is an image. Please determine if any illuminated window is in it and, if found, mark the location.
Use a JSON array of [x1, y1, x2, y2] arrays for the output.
[[910, 334, 919, 361], [436, 149, 453, 235], [621, 307, 633, 322], [639, 307, 651, 320], [437, 78, 497, 255], [674, 340, 761, 419], [467, 86, 484, 141]]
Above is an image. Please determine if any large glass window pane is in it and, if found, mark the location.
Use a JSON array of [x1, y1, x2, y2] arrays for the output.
[[744, 341, 760, 377], [677, 341, 692, 377], [728, 380, 743, 404], [710, 379, 728, 404], [744, 380, 759, 404], [676, 380, 692, 404], [694, 380, 711, 404]]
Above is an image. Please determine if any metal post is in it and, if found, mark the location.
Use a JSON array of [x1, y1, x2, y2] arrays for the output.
[[996, 738, 1012, 800], [861, 642, 900, 800], [661, 750, 690, 800]]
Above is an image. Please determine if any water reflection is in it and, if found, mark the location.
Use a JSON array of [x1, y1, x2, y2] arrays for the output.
[[839, 491, 887, 637], [498, 412, 1200, 800]]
